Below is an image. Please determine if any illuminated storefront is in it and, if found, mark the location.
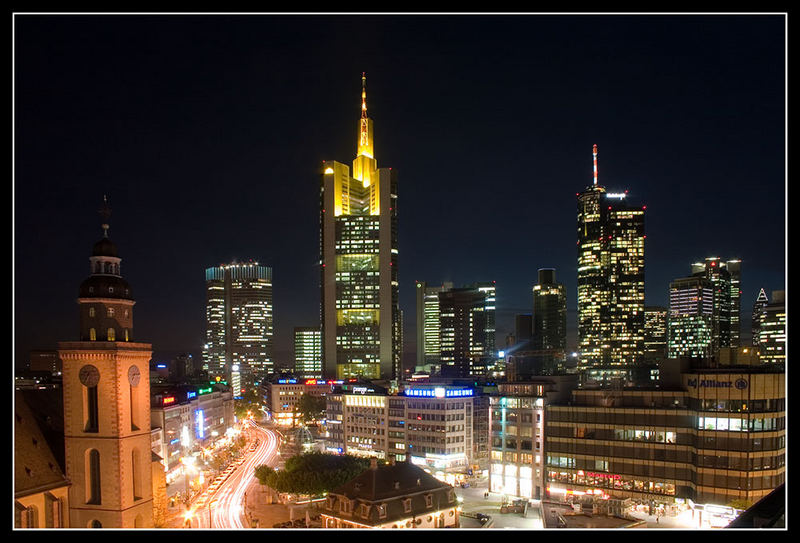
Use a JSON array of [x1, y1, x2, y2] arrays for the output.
[[151, 384, 235, 475]]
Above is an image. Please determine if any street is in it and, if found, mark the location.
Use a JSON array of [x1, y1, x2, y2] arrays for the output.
[[179, 420, 281, 529]]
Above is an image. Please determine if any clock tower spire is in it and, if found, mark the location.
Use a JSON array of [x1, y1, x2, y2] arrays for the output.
[[58, 198, 156, 528]]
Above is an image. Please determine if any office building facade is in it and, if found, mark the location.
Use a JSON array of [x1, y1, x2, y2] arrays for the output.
[[751, 288, 769, 347], [726, 260, 742, 348], [756, 291, 786, 365], [577, 145, 645, 370], [294, 327, 323, 379], [149, 384, 235, 477], [320, 74, 400, 380], [644, 306, 668, 362], [532, 268, 567, 351], [668, 276, 714, 358], [544, 362, 785, 507], [415, 281, 453, 372], [203, 262, 273, 390], [691, 257, 738, 354], [489, 376, 578, 501], [324, 384, 477, 485], [438, 282, 496, 377]]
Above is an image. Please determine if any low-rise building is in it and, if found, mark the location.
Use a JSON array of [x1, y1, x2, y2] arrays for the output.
[[488, 375, 578, 500], [150, 383, 234, 478], [260, 375, 345, 426], [320, 458, 459, 529], [544, 359, 785, 507], [14, 391, 70, 528], [324, 382, 478, 486]]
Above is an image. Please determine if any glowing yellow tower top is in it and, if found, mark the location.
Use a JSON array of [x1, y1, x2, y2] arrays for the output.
[[352, 72, 377, 193]]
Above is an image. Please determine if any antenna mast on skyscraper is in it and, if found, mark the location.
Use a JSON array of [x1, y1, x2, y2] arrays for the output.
[[593, 144, 598, 186], [361, 72, 367, 119]]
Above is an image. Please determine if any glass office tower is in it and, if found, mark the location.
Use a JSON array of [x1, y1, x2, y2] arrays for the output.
[[667, 276, 714, 358], [320, 74, 400, 380], [751, 288, 769, 347], [577, 145, 645, 370], [757, 290, 786, 365], [203, 262, 273, 388], [438, 282, 496, 377], [644, 306, 668, 362], [691, 257, 737, 355], [532, 268, 567, 351], [294, 327, 322, 379], [415, 281, 453, 372]]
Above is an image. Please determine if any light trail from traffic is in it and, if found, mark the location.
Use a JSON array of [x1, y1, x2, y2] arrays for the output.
[[192, 420, 281, 529]]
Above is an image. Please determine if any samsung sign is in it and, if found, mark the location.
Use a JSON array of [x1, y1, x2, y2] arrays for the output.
[[687, 378, 748, 390], [404, 387, 474, 398]]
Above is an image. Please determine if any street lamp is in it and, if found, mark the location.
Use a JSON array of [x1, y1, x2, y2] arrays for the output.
[[183, 507, 195, 529]]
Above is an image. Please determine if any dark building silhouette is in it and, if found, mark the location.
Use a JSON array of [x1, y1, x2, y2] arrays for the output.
[[532, 268, 566, 351]]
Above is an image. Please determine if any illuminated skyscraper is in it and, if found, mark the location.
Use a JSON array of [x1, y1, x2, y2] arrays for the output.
[[203, 262, 273, 390], [643, 306, 668, 362], [415, 280, 453, 371], [438, 282, 496, 377], [756, 290, 785, 365], [691, 257, 740, 353], [294, 327, 322, 379], [751, 287, 769, 346], [320, 74, 400, 380], [667, 276, 714, 358], [576, 145, 645, 370], [532, 268, 566, 351], [726, 259, 742, 347]]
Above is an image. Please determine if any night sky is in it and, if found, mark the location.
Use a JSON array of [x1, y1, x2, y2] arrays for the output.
[[14, 14, 786, 371]]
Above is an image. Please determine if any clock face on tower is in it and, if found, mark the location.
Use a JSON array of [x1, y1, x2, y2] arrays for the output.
[[79, 365, 100, 387], [128, 365, 141, 387]]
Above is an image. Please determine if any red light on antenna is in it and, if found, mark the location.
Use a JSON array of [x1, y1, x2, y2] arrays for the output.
[[642, 206, 647, 210]]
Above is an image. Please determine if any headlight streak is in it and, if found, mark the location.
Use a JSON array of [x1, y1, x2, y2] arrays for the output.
[[196, 420, 280, 529]]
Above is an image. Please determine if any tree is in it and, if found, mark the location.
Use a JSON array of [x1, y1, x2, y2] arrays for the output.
[[294, 393, 326, 425], [235, 387, 262, 419], [253, 452, 371, 496]]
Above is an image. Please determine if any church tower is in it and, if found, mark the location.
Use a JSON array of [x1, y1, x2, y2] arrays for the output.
[[58, 198, 154, 528]]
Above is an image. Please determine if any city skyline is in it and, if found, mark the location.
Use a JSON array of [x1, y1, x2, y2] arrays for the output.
[[14, 14, 786, 370]]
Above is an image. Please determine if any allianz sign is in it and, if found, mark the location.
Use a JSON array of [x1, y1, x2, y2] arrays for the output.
[[687, 378, 748, 390]]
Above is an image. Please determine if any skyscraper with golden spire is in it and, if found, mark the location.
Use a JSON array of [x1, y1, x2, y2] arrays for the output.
[[320, 74, 400, 380]]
